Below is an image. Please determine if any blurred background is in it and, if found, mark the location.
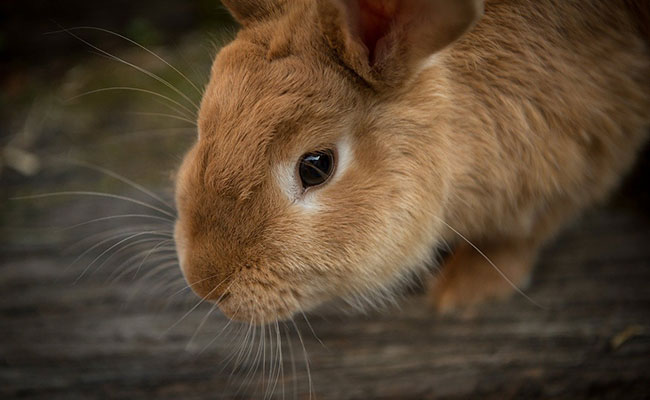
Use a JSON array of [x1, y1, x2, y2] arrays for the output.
[[1, 1, 649, 399]]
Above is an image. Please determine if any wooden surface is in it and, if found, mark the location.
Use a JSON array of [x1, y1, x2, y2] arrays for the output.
[[1, 161, 649, 400]]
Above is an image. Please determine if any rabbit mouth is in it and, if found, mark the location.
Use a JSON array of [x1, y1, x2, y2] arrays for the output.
[[217, 288, 299, 325]]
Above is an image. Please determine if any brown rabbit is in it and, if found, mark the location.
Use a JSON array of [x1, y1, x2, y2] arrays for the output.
[[173, 0, 649, 323]]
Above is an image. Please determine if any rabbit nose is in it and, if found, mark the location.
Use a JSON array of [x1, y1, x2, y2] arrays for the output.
[[181, 252, 233, 302], [187, 269, 232, 301]]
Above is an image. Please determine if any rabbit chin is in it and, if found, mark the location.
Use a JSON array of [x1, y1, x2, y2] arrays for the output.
[[216, 287, 301, 325]]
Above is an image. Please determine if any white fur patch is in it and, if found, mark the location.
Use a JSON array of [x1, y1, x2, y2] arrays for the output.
[[273, 161, 300, 200], [416, 53, 442, 76], [334, 135, 352, 183]]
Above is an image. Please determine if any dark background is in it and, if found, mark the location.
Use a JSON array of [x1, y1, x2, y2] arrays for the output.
[[1, 2, 649, 399]]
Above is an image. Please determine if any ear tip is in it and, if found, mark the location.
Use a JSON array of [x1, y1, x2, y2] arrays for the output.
[[473, 0, 486, 18], [460, 0, 485, 22], [222, 0, 286, 25], [458, 0, 486, 30]]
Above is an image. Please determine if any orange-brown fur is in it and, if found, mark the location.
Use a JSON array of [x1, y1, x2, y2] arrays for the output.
[[174, 0, 649, 323]]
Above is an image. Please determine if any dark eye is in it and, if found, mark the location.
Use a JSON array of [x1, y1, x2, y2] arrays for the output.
[[298, 149, 335, 188]]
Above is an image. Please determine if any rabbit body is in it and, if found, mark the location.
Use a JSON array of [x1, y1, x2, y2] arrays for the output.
[[173, 0, 649, 322]]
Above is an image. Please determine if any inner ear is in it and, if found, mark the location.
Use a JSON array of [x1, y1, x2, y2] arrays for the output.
[[319, 0, 484, 88], [356, 0, 400, 65]]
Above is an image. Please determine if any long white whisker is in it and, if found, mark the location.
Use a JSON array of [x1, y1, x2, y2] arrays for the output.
[[186, 300, 220, 350], [265, 320, 280, 400], [125, 259, 181, 301], [199, 304, 241, 356], [282, 323, 298, 400], [59, 159, 176, 211], [131, 239, 174, 279], [434, 216, 546, 309], [265, 323, 275, 400], [12, 192, 176, 219], [168, 273, 222, 298], [224, 315, 253, 374], [261, 324, 267, 397], [55, 27, 201, 112], [148, 96, 199, 124], [104, 237, 173, 273], [65, 228, 161, 274], [57, 26, 204, 96], [76, 231, 170, 282], [109, 250, 176, 282], [274, 321, 284, 400], [291, 319, 312, 400], [164, 275, 233, 334], [128, 111, 198, 126], [61, 214, 173, 231], [243, 324, 265, 396], [67, 87, 196, 119], [299, 310, 325, 348]]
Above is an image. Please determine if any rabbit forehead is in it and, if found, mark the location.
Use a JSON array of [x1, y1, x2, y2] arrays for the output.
[[194, 40, 359, 197]]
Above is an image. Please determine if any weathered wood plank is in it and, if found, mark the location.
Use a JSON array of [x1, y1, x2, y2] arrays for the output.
[[1, 189, 649, 399]]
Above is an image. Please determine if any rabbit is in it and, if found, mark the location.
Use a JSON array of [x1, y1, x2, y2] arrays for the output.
[[173, 0, 650, 324]]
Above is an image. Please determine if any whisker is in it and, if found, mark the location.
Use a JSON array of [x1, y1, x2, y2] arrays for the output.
[[167, 272, 222, 298], [65, 228, 157, 274], [105, 237, 174, 274], [262, 323, 267, 396], [237, 323, 265, 398], [131, 239, 174, 279], [154, 276, 187, 299], [164, 275, 234, 334], [57, 26, 204, 97], [58, 159, 177, 211], [67, 87, 196, 120], [433, 216, 546, 309], [299, 310, 324, 348], [263, 325, 277, 399], [109, 250, 177, 283], [12, 191, 176, 219], [61, 214, 174, 231], [273, 321, 284, 400], [282, 323, 298, 400], [128, 111, 198, 126], [148, 97, 200, 123], [63, 224, 171, 258], [185, 279, 238, 349], [198, 304, 241, 356], [239, 316, 257, 371], [186, 300, 220, 350], [260, 326, 270, 395], [53, 27, 201, 112], [265, 320, 281, 400], [76, 231, 171, 282], [222, 315, 252, 374], [224, 321, 249, 377], [99, 127, 196, 143], [291, 319, 312, 400], [125, 259, 181, 300]]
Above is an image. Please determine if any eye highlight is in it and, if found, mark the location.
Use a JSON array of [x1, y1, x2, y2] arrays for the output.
[[298, 149, 335, 188]]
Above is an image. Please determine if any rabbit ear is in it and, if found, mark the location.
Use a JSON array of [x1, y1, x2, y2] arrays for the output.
[[222, 0, 285, 25], [318, 0, 483, 88]]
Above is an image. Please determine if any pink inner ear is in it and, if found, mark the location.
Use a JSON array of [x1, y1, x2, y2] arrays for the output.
[[357, 0, 398, 64]]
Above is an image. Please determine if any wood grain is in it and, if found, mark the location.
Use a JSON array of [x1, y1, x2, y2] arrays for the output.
[[1, 166, 649, 400]]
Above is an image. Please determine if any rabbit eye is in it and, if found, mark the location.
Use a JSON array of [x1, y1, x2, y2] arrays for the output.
[[298, 149, 335, 188]]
